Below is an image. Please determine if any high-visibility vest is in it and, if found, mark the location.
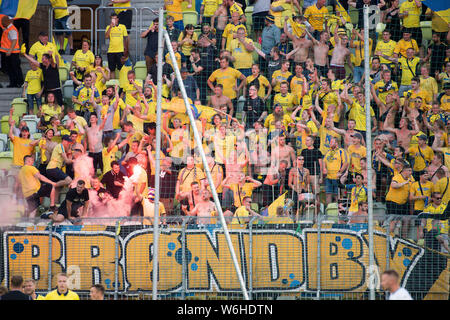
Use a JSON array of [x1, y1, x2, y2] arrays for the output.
[[0, 24, 20, 54]]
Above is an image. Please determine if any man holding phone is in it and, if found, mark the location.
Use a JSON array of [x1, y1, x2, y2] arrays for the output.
[[105, 12, 129, 79]]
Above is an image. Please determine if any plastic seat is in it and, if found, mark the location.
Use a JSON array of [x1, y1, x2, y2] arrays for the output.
[[183, 10, 198, 27], [59, 64, 69, 83], [134, 60, 148, 81], [0, 133, 6, 152], [63, 80, 74, 100], [420, 21, 432, 42], [33, 132, 42, 140], [252, 42, 261, 63], [11, 98, 27, 117], [23, 119, 37, 134], [106, 79, 120, 88], [325, 203, 339, 223]]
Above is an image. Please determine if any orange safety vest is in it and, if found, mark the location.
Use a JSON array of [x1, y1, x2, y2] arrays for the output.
[[0, 24, 20, 54]]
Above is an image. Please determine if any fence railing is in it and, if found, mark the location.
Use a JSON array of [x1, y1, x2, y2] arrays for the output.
[[1, 215, 448, 300]]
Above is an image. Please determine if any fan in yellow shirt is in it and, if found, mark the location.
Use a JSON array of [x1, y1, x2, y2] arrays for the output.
[[273, 81, 296, 115], [221, 11, 246, 51], [230, 26, 254, 72], [71, 40, 95, 82], [271, 60, 293, 93], [207, 56, 246, 100], [304, 0, 329, 32], [44, 273, 79, 300], [165, 0, 192, 25]]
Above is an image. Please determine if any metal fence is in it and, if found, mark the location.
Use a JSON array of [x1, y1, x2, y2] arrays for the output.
[[1, 215, 448, 300]]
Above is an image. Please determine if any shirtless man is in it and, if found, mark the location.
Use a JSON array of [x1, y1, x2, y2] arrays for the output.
[[284, 17, 312, 67], [85, 111, 108, 174], [329, 27, 351, 80], [208, 83, 234, 116], [183, 189, 217, 224], [383, 111, 419, 150], [271, 134, 296, 170], [211, 3, 228, 43], [329, 119, 361, 149], [305, 29, 329, 77], [426, 153, 449, 183]]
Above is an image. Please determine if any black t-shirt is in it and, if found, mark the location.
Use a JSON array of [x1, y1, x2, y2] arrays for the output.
[[0, 290, 32, 300], [244, 96, 266, 128], [199, 44, 217, 74], [66, 187, 90, 206], [356, 0, 379, 29], [101, 170, 125, 199], [144, 29, 159, 58], [173, 76, 199, 102], [190, 57, 207, 86], [40, 62, 61, 90], [301, 148, 323, 176], [430, 43, 448, 70]]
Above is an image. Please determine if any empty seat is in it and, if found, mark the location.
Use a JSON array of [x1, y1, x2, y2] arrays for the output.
[[11, 98, 27, 117], [325, 203, 339, 223], [134, 60, 148, 81], [0, 151, 13, 170], [183, 10, 198, 27]]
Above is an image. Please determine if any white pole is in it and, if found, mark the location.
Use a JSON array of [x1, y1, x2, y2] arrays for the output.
[[163, 30, 250, 300], [152, 8, 164, 301], [363, 4, 376, 301]]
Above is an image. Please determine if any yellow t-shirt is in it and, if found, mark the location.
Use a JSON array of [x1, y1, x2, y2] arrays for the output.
[[106, 24, 128, 53], [386, 173, 414, 204], [432, 176, 450, 204], [11, 136, 35, 167], [50, 0, 69, 20], [273, 93, 296, 115], [203, 0, 220, 17], [410, 180, 433, 211], [112, 98, 125, 129], [214, 134, 236, 164], [208, 67, 243, 100], [374, 80, 398, 104], [72, 50, 95, 71], [394, 39, 419, 58], [419, 76, 438, 98], [398, 57, 420, 86], [44, 289, 80, 300], [423, 203, 449, 234], [348, 100, 375, 132], [25, 68, 43, 95], [319, 126, 341, 155], [230, 182, 255, 208], [178, 31, 199, 57], [18, 165, 41, 198], [124, 79, 143, 107], [264, 113, 293, 133], [271, 70, 293, 93], [230, 38, 254, 70], [102, 145, 118, 175], [290, 76, 306, 97], [347, 145, 366, 174], [165, 0, 184, 21], [113, 1, 131, 14], [177, 166, 206, 193], [41, 104, 62, 122], [304, 4, 328, 32], [29, 41, 60, 63], [46, 143, 65, 170], [351, 39, 373, 67], [222, 23, 247, 52], [375, 40, 397, 64], [349, 185, 368, 212], [323, 147, 347, 180], [399, 0, 421, 28], [232, 206, 251, 224]]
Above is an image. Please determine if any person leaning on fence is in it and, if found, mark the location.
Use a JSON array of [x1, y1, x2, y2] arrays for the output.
[[0, 275, 31, 300], [44, 273, 79, 300]]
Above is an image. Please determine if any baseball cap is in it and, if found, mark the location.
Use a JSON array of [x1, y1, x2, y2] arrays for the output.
[[417, 134, 427, 141], [61, 135, 73, 142], [265, 15, 275, 23]]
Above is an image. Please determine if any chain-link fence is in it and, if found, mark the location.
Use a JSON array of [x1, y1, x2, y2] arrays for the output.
[[0, 215, 448, 300]]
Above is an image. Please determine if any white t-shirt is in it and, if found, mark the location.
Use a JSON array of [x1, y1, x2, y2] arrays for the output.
[[389, 288, 413, 300]]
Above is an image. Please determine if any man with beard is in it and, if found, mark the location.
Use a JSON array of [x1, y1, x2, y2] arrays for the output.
[[101, 161, 125, 199], [264, 103, 293, 135], [428, 33, 448, 78]]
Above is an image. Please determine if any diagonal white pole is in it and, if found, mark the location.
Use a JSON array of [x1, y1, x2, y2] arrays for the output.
[[163, 29, 250, 300], [363, 5, 376, 301], [152, 8, 165, 301]]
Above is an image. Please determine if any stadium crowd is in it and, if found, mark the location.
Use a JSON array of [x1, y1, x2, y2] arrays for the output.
[[1, 0, 449, 251]]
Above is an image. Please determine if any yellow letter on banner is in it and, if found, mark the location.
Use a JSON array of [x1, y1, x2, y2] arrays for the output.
[[305, 231, 366, 291], [242, 232, 304, 290], [124, 230, 182, 292], [5, 232, 63, 290], [64, 233, 124, 291]]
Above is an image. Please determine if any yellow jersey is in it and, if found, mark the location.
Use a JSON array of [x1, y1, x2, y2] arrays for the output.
[[394, 39, 419, 58], [347, 144, 366, 174], [113, 1, 131, 14], [165, 0, 184, 21], [246, 74, 270, 99], [386, 173, 414, 204], [349, 185, 368, 213], [222, 23, 247, 52], [271, 70, 293, 93], [11, 136, 35, 167], [423, 203, 449, 234], [273, 92, 296, 115], [410, 180, 433, 211], [44, 289, 80, 300], [72, 50, 95, 71], [375, 39, 397, 64], [398, 56, 420, 86], [319, 126, 341, 155], [373, 80, 398, 104], [399, 0, 421, 28], [304, 4, 328, 32], [18, 165, 41, 198], [432, 176, 450, 204], [178, 31, 198, 57], [208, 67, 243, 100], [106, 24, 128, 53], [25, 68, 43, 95], [324, 147, 347, 180], [50, 0, 69, 19], [230, 38, 254, 70], [29, 41, 60, 63]]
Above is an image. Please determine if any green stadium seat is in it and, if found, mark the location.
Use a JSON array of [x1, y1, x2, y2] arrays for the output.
[[183, 10, 198, 27], [59, 63, 69, 83], [245, 6, 253, 31], [420, 21, 432, 42], [63, 80, 74, 100], [106, 79, 120, 88], [349, 7, 359, 25], [325, 203, 339, 223], [134, 60, 148, 81], [0, 133, 7, 152], [252, 42, 261, 63], [11, 98, 27, 117]]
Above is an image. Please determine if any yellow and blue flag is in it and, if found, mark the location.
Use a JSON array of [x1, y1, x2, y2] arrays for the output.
[[423, 0, 450, 24], [261, 192, 288, 217], [0, 0, 39, 19]]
